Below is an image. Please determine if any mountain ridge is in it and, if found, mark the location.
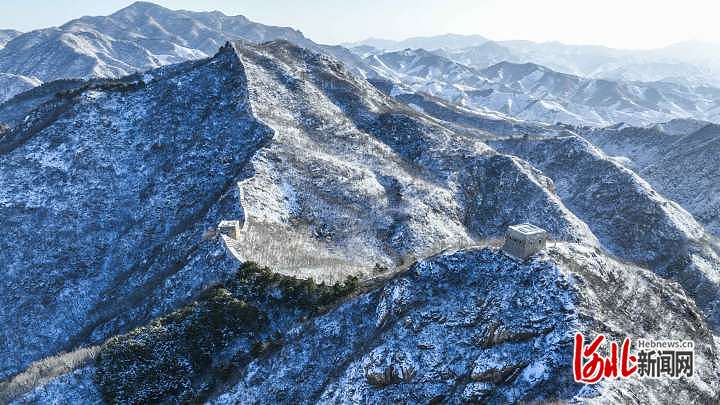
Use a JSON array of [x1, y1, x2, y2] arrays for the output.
[[0, 1, 354, 103], [2, 40, 719, 386], [362, 48, 720, 126], [582, 121, 720, 236], [1, 9, 720, 403], [352, 33, 720, 86], [343, 33, 488, 51]]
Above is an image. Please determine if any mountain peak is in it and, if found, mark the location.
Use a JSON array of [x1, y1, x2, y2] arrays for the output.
[[0, 1, 321, 92], [112, 1, 171, 15], [481, 60, 547, 80]]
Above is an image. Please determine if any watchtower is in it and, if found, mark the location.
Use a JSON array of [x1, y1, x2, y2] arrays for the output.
[[503, 224, 548, 260], [217, 220, 242, 240]]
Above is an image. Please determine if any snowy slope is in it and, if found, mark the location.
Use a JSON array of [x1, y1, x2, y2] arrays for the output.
[[211, 246, 719, 404], [229, 40, 596, 265], [0, 47, 273, 379], [390, 91, 557, 137], [491, 135, 720, 328], [362, 48, 720, 127], [12, 247, 720, 403], [582, 122, 720, 236], [0, 73, 42, 103], [2, 40, 720, 403], [365, 48, 487, 89], [0, 2, 365, 102], [0, 29, 21, 49]]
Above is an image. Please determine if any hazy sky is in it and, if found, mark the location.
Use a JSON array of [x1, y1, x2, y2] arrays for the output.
[[2, 0, 719, 49]]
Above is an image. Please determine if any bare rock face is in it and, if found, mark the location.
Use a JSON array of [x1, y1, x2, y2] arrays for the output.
[[364, 352, 417, 387], [469, 352, 528, 384]]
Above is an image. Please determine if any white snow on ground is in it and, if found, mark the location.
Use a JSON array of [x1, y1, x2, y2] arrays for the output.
[[0, 73, 42, 103]]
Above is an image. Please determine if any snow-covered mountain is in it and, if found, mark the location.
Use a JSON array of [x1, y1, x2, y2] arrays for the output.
[[581, 120, 720, 236], [0, 1, 365, 102], [1, 40, 719, 403], [362, 48, 720, 126], [0, 73, 41, 103], [15, 247, 720, 403], [0, 29, 21, 48], [359, 35, 720, 87], [0, 1, 315, 82], [433, 41, 516, 70], [4, 6, 720, 129], [364, 48, 488, 90], [344, 33, 488, 51], [477, 61, 720, 126], [491, 40, 720, 87]]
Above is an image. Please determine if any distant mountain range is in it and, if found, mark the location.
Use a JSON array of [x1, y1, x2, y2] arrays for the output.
[[3, 4, 720, 128], [342, 33, 489, 51], [350, 35, 720, 87], [360, 48, 720, 126]]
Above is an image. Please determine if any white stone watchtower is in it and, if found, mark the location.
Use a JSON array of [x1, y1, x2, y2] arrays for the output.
[[503, 223, 548, 260]]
